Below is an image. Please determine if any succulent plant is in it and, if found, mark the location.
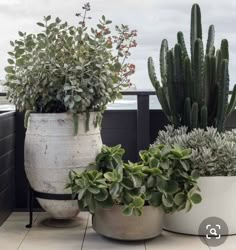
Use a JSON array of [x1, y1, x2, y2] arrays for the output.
[[154, 125, 236, 176], [148, 3, 236, 132], [67, 144, 201, 215], [4, 3, 137, 133]]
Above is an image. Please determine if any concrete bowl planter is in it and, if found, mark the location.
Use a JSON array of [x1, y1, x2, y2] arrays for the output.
[[92, 205, 164, 240], [164, 176, 236, 235], [24, 112, 102, 219]]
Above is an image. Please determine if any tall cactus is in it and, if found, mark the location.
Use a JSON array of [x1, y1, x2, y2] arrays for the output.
[[148, 3, 236, 131]]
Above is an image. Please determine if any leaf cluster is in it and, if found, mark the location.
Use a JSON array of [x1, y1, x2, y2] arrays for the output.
[[67, 144, 201, 216]]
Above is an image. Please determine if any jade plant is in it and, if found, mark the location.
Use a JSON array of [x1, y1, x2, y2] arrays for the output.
[[4, 3, 137, 129], [67, 145, 202, 216], [148, 3, 236, 131]]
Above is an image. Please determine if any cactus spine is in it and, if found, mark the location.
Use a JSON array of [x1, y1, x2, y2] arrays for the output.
[[148, 3, 236, 131]]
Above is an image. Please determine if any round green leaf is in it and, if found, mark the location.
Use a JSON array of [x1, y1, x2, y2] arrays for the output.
[[123, 206, 133, 216], [94, 189, 108, 201], [190, 193, 202, 204], [166, 180, 179, 194], [162, 193, 174, 208], [174, 192, 186, 206], [149, 192, 162, 207], [132, 197, 144, 208]]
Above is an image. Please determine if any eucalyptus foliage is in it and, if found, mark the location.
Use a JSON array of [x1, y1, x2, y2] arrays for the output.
[[67, 144, 201, 216], [4, 3, 137, 118], [155, 125, 236, 176]]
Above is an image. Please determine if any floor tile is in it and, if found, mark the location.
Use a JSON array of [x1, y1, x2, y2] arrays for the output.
[[145, 231, 209, 250], [18, 212, 89, 250], [7, 212, 38, 222], [0, 220, 29, 250]]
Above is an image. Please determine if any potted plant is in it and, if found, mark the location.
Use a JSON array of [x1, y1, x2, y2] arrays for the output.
[[148, 3, 236, 235], [4, 3, 137, 219], [67, 144, 202, 240], [148, 4, 236, 131], [155, 126, 236, 235]]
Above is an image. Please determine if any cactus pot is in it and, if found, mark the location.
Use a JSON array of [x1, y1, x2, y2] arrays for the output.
[[24, 112, 102, 219], [164, 176, 236, 235], [92, 205, 164, 240]]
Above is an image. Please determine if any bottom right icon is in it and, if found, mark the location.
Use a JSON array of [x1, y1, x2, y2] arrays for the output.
[[198, 217, 229, 247]]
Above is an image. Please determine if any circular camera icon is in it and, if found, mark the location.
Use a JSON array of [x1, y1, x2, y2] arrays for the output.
[[198, 217, 228, 247]]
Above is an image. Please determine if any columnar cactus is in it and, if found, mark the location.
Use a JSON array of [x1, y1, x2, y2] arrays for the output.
[[148, 3, 236, 131]]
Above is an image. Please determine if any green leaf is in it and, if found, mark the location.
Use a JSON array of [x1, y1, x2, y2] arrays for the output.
[[150, 157, 158, 168], [191, 170, 200, 179], [133, 208, 142, 216], [110, 182, 120, 197], [94, 189, 108, 201], [104, 172, 114, 182], [147, 176, 155, 188], [18, 31, 24, 37], [7, 59, 14, 64], [132, 197, 144, 208], [180, 160, 190, 171], [37, 22, 45, 27], [174, 192, 186, 206], [190, 193, 202, 204], [166, 180, 179, 194], [130, 174, 142, 188], [4, 66, 14, 73], [78, 188, 86, 200], [149, 192, 162, 207], [46, 15, 51, 21], [162, 193, 174, 208], [121, 177, 133, 190], [123, 206, 133, 216], [88, 186, 100, 194], [74, 95, 81, 102], [100, 195, 114, 208], [156, 176, 166, 193], [106, 20, 112, 24], [185, 199, 193, 212]]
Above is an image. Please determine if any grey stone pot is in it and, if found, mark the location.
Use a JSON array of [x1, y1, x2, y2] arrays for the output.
[[92, 205, 164, 240]]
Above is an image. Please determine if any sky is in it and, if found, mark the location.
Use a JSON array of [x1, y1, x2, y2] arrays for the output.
[[0, 0, 236, 90]]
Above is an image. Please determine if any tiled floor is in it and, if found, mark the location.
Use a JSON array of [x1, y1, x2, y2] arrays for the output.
[[0, 212, 235, 250]]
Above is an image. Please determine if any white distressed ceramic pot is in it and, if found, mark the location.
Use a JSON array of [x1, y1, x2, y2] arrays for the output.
[[164, 176, 236, 235], [92, 205, 164, 240], [24, 112, 102, 219]]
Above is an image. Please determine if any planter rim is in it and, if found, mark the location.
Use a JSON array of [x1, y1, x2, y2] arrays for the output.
[[30, 111, 98, 116], [199, 176, 236, 179], [29, 112, 99, 120]]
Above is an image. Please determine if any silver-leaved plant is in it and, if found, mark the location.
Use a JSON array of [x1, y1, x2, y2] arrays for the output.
[[154, 125, 236, 176]]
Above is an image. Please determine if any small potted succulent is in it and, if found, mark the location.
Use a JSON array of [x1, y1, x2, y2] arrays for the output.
[[4, 3, 137, 219], [67, 144, 202, 240]]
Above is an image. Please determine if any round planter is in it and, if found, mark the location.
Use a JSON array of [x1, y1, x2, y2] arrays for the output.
[[92, 205, 164, 240], [164, 176, 236, 235], [24, 112, 102, 219]]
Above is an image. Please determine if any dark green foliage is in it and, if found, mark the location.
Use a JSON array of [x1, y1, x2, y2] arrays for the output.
[[148, 3, 236, 131], [67, 144, 201, 215]]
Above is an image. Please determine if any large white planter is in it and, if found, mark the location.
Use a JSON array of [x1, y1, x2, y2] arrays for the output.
[[164, 176, 236, 235], [24, 112, 102, 219], [93, 205, 164, 240]]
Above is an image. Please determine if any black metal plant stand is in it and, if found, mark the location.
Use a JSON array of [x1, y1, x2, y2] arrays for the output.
[[26, 185, 77, 228]]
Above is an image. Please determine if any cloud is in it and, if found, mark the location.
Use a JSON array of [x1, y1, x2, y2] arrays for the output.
[[0, 0, 236, 89]]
